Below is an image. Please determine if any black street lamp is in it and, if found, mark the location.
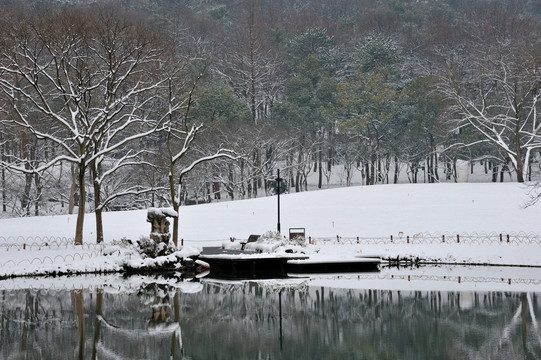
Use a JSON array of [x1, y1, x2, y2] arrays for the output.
[[276, 169, 282, 233], [268, 169, 286, 233]]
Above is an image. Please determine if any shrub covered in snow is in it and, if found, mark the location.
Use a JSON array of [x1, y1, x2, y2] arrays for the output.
[[103, 236, 202, 273], [138, 236, 176, 258], [243, 230, 316, 254]]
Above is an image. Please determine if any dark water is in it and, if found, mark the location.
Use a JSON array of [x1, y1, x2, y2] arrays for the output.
[[1, 276, 540, 360]]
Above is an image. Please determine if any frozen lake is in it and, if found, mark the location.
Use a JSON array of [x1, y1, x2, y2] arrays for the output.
[[1, 266, 541, 359]]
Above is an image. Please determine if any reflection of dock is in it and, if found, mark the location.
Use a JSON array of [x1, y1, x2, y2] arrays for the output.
[[199, 247, 381, 279]]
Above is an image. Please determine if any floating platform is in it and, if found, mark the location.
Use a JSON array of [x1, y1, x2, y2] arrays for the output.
[[287, 256, 381, 274], [199, 247, 381, 279], [199, 247, 308, 279]]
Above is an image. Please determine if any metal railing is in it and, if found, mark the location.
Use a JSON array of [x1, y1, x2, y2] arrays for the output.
[[308, 232, 541, 246], [0, 236, 105, 270]]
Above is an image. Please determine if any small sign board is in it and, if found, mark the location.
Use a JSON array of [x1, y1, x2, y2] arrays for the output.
[[289, 228, 305, 241]]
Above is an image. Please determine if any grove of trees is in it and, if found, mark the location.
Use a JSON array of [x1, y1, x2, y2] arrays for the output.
[[1, 0, 540, 242]]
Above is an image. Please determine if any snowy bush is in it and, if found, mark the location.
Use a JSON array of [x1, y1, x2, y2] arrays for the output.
[[137, 236, 176, 258], [106, 236, 179, 259], [289, 234, 306, 246], [259, 231, 283, 242], [107, 236, 203, 272], [244, 230, 313, 254], [260, 230, 306, 246]]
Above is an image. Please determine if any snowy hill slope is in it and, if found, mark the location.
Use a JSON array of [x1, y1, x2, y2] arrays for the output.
[[1, 182, 539, 244]]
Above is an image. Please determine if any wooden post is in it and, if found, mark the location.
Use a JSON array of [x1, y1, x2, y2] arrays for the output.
[[457, 234, 460, 243], [407, 236, 410, 244], [442, 235, 445, 243], [500, 233, 503, 242], [390, 235, 393, 243], [507, 234, 510, 243]]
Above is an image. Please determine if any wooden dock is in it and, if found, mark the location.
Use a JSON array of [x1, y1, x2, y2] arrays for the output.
[[199, 247, 381, 279], [287, 256, 381, 273]]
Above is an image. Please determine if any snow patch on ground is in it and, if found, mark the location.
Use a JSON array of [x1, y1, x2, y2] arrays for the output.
[[1, 183, 540, 279]]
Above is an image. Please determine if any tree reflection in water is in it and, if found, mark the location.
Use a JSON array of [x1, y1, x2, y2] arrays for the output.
[[1, 276, 540, 359]]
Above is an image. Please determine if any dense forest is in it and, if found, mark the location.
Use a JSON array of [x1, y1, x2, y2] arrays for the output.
[[0, 0, 540, 227]]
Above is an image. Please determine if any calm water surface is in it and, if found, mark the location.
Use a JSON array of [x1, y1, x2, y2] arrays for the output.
[[1, 271, 540, 359]]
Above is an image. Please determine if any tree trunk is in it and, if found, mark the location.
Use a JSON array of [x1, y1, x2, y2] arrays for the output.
[[172, 211, 179, 247], [21, 133, 33, 216], [169, 166, 180, 246], [318, 145, 322, 189], [369, 153, 376, 185], [22, 172, 32, 216], [69, 163, 77, 215], [71, 289, 85, 360], [92, 288, 103, 360], [206, 182, 212, 203], [248, 0, 257, 124], [393, 156, 399, 184], [515, 129, 525, 182], [365, 162, 370, 185], [1, 164, 5, 212], [492, 164, 498, 182], [227, 163, 235, 200], [432, 151, 440, 182], [515, 162, 525, 182], [288, 154, 294, 192], [427, 156, 432, 183], [1, 134, 6, 212], [34, 172, 42, 216], [74, 165, 86, 245], [446, 161, 452, 181], [327, 124, 333, 172], [93, 175, 104, 243], [213, 180, 221, 200], [521, 293, 528, 354], [384, 153, 390, 184], [377, 155, 382, 183], [295, 150, 301, 192], [431, 135, 439, 182]]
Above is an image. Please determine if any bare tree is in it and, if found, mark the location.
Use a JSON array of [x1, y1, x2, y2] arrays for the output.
[[215, 0, 286, 124], [0, 5, 170, 243], [164, 66, 237, 246], [438, 40, 541, 183]]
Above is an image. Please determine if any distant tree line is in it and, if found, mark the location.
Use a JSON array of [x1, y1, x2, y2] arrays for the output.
[[0, 0, 540, 242]]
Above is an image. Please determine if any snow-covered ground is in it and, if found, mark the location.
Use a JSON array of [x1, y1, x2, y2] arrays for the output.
[[1, 182, 541, 284]]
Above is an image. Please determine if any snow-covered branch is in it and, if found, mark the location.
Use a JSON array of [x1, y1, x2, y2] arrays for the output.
[[178, 149, 238, 182]]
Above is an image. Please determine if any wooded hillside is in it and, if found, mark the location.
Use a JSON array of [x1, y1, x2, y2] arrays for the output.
[[1, 0, 540, 222]]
